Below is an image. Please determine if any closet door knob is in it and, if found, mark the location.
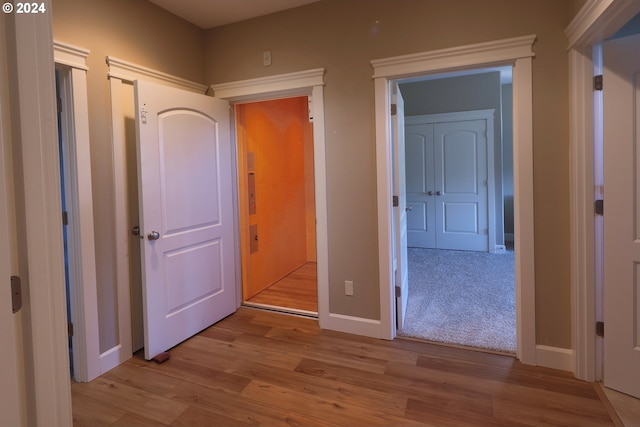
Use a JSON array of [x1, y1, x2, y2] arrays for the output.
[[147, 230, 160, 241]]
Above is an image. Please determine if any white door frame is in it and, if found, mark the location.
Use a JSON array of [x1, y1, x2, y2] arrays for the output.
[[3, 2, 74, 424], [566, 0, 640, 382], [372, 35, 538, 365], [54, 41, 101, 383], [211, 69, 329, 328]]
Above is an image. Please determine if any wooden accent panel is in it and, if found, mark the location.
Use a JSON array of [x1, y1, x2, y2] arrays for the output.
[[72, 308, 618, 427], [236, 97, 316, 300]]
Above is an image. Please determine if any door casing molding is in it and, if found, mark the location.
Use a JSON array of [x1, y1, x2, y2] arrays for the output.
[[211, 69, 330, 331], [566, 0, 640, 381], [372, 35, 537, 365]]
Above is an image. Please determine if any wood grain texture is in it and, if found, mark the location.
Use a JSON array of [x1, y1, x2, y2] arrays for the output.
[[72, 307, 618, 426], [247, 262, 317, 313]]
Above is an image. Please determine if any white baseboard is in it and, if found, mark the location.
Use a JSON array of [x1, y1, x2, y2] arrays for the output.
[[324, 313, 385, 339], [100, 344, 129, 375], [536, 345, 574, 372]]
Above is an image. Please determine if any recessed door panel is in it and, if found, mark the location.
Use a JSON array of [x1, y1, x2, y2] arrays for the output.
[[159, 112, 220, 234]]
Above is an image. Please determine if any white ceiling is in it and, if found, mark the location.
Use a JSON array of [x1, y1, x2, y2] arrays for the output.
[[148, 0, 321, 29]]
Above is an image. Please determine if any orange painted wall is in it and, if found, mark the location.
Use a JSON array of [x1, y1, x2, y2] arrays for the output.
[[236, 97, 316, 299]]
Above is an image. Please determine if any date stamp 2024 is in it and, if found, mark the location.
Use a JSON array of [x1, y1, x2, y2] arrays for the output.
[[3, 2, 47, 14]]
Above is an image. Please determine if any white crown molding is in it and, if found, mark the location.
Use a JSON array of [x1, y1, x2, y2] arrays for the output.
[[566, 0, 640, 49], [211, 68, 325, 101], [371, 35, 536, 79], [106, 56, 208, 93], [53, 41, 90, 70]]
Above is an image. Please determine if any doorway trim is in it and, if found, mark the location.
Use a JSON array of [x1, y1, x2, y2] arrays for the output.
[[211, 69, 329, 327], [566, 0, 640, 382], [372, 35, 538, 365], [53, 41, 100, 382]]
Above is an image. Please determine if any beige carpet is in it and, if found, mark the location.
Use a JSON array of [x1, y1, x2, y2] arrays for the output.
[[398, 248, 516, 353]]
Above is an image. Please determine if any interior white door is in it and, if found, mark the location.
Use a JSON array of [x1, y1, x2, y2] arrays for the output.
[[406, 123, 436, 248], [603, 33, 640, 399], [135, 79, 237, 360], [434, 120, 488, 252], [393, 84, 409, 330]]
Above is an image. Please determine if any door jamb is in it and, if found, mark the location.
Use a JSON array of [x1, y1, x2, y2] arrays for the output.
[[211, 69, 329, 327], [53, 41, 101, 383], [566, 0, 640, 382], [372, 35, 537, 365]]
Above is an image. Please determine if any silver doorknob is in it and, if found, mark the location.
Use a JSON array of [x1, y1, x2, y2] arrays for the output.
[[436, 191, 442, 196], [147, 231, 160, 241], [427, 191, 434, 195]]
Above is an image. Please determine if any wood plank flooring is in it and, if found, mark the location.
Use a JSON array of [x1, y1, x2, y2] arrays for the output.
[[72, 307, 619, 426], [246, 262, 317, 313]]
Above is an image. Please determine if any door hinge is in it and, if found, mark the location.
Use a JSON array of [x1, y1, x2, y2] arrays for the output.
[[594, 75, 603, 91], [595, 199, 604, 216], [11, 276, 22, 314], [68, 322, 74, 337], [393, 195, 399, 207], [57, 97, 63, 113], [391, 103, 397, 116], [308, 96, 314, 123], [395, 285, 401, 298], [596, 321, 604, 337], [62, 211, 69, 226]]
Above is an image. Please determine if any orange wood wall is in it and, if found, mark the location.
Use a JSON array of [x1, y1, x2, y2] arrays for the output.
[[236, 97, 316, 299]]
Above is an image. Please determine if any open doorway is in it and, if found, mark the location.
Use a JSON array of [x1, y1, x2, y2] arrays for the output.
[[235, 97, 318, 316], [395, 68, 516, 354]]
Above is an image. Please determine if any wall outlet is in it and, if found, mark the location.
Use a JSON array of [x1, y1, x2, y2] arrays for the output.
[[345, 280, 354, 296]]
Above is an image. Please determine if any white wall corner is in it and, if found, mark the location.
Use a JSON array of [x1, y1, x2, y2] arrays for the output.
[[536, 345, 575, 372]]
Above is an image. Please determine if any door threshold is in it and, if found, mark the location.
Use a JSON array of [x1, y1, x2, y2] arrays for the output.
[[396, 335, 516, 358], [242, 301, 318, 319]]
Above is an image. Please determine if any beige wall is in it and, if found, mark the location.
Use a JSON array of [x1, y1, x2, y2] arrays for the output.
[[51, 0, 587, 352], [205, 0, 576, 348], [52, 0, 205, 352]]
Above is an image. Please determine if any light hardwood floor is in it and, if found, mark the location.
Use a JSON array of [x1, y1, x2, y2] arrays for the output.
[[246, 262, 317, 314], [72, 307, 621, 427]]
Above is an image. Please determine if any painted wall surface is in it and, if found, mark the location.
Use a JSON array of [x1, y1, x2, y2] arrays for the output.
[[52, 0, 205, 352], [205, 0, 576, 348], [400, 72, 505, 247], [236, 97, 315, 299]]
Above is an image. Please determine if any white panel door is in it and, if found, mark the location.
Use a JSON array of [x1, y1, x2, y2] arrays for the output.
[[393, 84, 409, 330], [135, 80, 237, 360], [434, 120, 488, 252], [603, 33, 640, 399], [406, 123, 436, 248]]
